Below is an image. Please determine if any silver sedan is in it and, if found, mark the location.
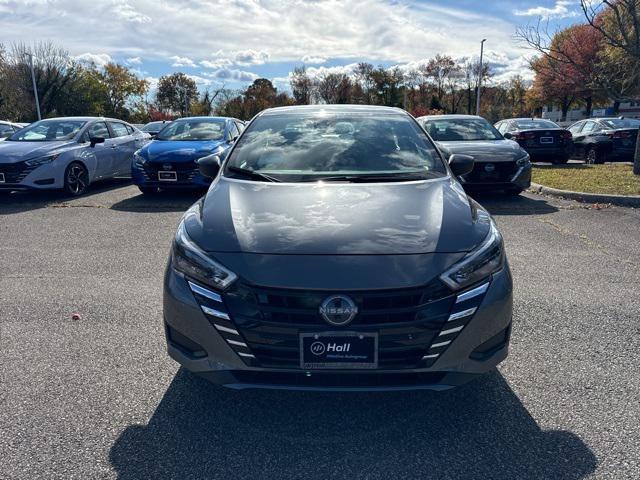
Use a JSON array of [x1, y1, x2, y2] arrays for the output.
[[0, 117, 150, 196]]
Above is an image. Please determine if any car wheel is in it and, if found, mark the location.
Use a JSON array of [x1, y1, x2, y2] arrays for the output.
[[63, 162, 89, 196], [138, 186, 158, 195], [585, 147, 604, 165]]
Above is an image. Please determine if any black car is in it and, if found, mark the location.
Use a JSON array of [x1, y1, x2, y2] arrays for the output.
[[163, 105, 513, 391], [418, 114, 531, 195], [494, 118, 573, 164], [568, 117, 640, 164], [141, 120, 171, 138]]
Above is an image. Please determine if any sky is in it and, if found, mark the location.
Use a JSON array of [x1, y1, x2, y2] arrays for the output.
[[0, 0, 586, 93]]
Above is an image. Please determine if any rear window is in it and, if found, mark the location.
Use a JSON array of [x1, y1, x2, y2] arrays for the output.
[[514, 119, 559, 130], [225, 112, 446, 182], [423, 118, 502, 141], [601, 118, 640, 129]]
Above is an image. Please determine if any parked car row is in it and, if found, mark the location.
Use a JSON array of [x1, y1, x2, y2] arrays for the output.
[[0, 120, 25, 141]]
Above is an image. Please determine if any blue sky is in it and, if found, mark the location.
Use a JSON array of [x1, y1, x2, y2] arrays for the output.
[[0, 0, 584, 92]]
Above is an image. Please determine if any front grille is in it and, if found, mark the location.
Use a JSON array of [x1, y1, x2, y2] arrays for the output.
[[188, 278, 491, 371], [465, 161, 518, 183], [223, 280, 456, 369], [143, 162, 198, 182], [0, 161, 37, 183]]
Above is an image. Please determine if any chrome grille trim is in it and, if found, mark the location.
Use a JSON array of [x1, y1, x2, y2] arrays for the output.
[[430, 340, 452, 349], [237, 352, 255, 358], [188, 281, 223, 303], [439, 325, 464, 336], [422, 354, 439, 359], [227, 339, 248, 347], [455, 283, 489, 303], [448, 307, 477, 322], [214, 324, 239, 335], [201, 306, 230, 320]]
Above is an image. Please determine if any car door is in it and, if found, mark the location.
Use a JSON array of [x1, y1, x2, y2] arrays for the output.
[[85, 121, 115, 178], [107, 121, 136, 176], [568, 121, 586, 156]]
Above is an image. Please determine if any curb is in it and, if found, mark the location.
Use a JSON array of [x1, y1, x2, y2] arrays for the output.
[[529, 182, 640, 207]]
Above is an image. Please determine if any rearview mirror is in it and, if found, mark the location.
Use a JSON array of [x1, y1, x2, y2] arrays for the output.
[[448, 154, 474, 177], [89, 136, 105, 147], [197, 154, 221, 178], [503, 132, 513, 139]]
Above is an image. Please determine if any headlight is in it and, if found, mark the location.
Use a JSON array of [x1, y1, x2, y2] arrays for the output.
[[516, 154, 530, 166], [133, 152, 146, 166], [25, 153, 59, 167], [440, 219, 505, 290], [171, 216, 238, 290]]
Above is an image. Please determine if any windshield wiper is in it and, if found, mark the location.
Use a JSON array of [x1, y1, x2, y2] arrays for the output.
[[226, 165, 281, 183], [304, 172, 436, 183]]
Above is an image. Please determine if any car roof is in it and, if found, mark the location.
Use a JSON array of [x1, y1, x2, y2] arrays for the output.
[[172, 116, 234, 121], [33, 116, 134, 123], [417, 114, 485, 121], [259, 105, 406, 116]]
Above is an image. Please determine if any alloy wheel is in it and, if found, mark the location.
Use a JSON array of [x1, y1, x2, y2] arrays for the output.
[[65, 163, 89, 196]]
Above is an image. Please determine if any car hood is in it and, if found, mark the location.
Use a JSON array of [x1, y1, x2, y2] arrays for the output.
[[185, 176, 490, 255], [142, 139, 226, 163], [0, 140, 76, 164], [436, 140, 525, 163]]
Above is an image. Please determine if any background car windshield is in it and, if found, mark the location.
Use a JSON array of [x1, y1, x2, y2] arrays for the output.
[[9, 120, 86, 141], [424, 118, 501, 141], [514, 119, 559, 129], [602, 118, 640, 129], [226, 113, 446, 181], [156, 120, 224, 141], [142, 122, 165, 132]]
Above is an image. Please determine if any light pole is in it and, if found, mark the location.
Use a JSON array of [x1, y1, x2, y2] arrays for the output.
[[25, 52, 41, 121], [476, 39, 486, 116]]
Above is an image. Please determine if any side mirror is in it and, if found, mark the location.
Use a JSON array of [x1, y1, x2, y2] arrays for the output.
[[448, 154, 474, 177], [197, 154, 221, 178], [90, 136, 105, 147], [503, 132, 512, 139]]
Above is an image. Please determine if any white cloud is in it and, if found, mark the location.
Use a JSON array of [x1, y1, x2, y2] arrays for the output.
[[126, 56, 142, 65], [202, 68, 259, 82], [74, 53, 112, 67], [233, 49, 269, 66], [301, 55, 327, 64], [170, 56, 196, 68], [112, 0, 151, 24], [514, 1, 580, 19], [200, 58, 233, 69]]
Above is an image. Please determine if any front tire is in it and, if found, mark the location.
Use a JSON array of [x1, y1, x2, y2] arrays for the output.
[[63, 162, 89, 196], [585, 147, 604, 165]]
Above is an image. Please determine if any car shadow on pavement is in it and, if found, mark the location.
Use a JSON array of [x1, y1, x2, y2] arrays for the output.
[[0, 178, 132, 215], [470, 192, 559, 216], [109, 369, 596, 480], [110, 190, 206, 213]]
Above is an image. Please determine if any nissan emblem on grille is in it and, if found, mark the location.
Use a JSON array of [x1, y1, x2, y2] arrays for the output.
[[319, 295, 358, 326], [162, 164, 172, 170]]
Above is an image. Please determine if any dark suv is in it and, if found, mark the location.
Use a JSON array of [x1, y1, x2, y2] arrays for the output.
[[163, 105, 513, 391]]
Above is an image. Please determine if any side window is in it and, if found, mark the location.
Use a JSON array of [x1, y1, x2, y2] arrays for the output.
[[568, 122, 584, 134], [109, 122, 130, 138], [0, 124, 13, 138], [235, 121, 245, 133], [125, 124, 136, 135], [581, 121, 598, 134], [228, 122, 240, 140], [497, 122, 508, 134], [86, 122, 111, 140]]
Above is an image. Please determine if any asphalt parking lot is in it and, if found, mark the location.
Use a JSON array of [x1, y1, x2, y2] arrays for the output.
[[1, 181, 639, 479]]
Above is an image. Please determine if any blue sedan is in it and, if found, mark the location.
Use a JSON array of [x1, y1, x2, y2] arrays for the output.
[[132, 116, 244, 194], [0, 117, 150, 196]]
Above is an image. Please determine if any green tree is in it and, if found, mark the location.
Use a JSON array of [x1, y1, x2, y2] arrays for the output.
[[99, 63, 148, 119], [156, 72, 198, 117]]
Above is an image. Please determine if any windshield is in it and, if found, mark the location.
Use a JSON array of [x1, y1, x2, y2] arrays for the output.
[[602, 118, 640, 129], [424, 118, 502, 141], [514, 119, 559, 130], [142, 122, 166, 132], [8, 119, 86, 142], [155, 119, 225, 141], [224, 112, 446, 182]]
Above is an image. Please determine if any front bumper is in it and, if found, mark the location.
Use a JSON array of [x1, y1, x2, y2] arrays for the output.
[[163, 262, 513, 391], [132, 162, 211, 189], [0, 161, 63, 190], [461, 162, 531, 190]]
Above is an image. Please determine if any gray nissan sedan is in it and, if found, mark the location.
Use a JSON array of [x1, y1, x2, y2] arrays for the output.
[[418, 114, 532, 195], [163, 105, 513, 391]]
